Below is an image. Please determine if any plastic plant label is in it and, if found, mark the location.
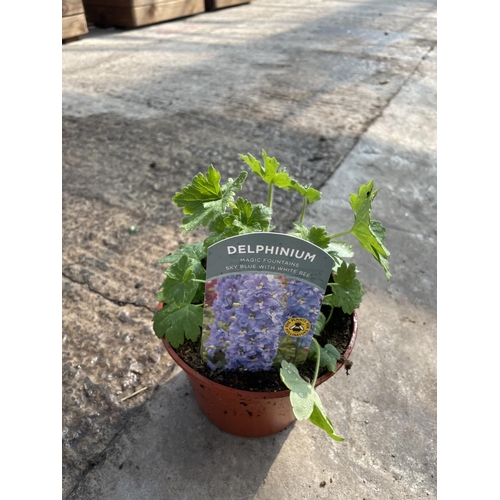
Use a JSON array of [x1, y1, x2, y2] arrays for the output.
[[201, 232, 334, 371]]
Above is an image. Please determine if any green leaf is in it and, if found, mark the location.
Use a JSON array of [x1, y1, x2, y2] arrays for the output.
[[230, 198, 273, 231], [239, 150, 293, 189], [157, 243, 206, 303], [326, 262, 364, 314], [370, 220, 388, 245], [308, 343, 341, 372], [152, 302, 203, 347], [173, 165, 222, 214], [290, 389, 315, 420], [323, 344, 341, 370], [325, 241, 354, 259], [156, 254, 199, 305], [280, 361, 344, 441], [309, 397, 344, 442], [173, 168, 248, 234], [349, 181, 391, 280], [326, 241, 354, 272], [290, 180, 322, 204], [280, 361, 315, 420], [239, 153, 262, 176], [290, 223, 332, 249], [157, 242, 206, 264], [313, 312, 326, 336], [280, 360, 311, 394], [204, 198, 273, 247], [204, 214, 235, 247], [335, 260, 357, 282]]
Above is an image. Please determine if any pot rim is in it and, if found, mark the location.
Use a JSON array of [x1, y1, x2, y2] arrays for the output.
[[158, 302, 358, 397]]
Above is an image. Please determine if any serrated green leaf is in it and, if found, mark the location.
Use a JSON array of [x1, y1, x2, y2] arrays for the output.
[[238, 153, 262, 176], [180, 171, 248, 233], [152, 302, 203, 347], [323, 344, 341, 366], [290, 223, 331, 249], [325, 242, 354, 273], [307, 226, 331, 248], [273, 173, 293, 188], [325, 241, 354, 259], [349, 181, 391, 280], [335, 260, 357, 282], [173, 165, 222, 214], [231, 198, 273, 230], [308, 343, 341, 371], [157, 243, 206, 303], [369, 220, 391, 274], [157, 244, 206, 278], [370, 219, 387, 243], [289, 222, 309, 240], [156, 254, 199, 305], [157, 242, 206, 264], [204, 214, 236, 247], [290, 179, 322, 204], [239, 150, 293, 189], [326, 262, 364, 314], [204, 198, 273, 247], [310, 344, 340, 372]]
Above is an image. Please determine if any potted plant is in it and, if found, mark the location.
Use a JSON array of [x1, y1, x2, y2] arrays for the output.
[[153, 150, 391, 441]]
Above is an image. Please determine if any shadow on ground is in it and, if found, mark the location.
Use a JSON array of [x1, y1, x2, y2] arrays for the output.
[[67, 368, 293, 500]]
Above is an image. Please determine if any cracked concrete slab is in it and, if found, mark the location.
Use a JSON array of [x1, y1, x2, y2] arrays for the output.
[[62, 0, 436, 497]]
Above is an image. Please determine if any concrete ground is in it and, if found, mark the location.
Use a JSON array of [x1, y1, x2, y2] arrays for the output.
[[62, 0, 436, 498]]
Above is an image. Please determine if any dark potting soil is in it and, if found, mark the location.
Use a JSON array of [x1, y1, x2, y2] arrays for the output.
[[172, 306, 353, 392]]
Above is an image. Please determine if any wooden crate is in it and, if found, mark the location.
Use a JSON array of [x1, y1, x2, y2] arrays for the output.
[[63, 0, 89, 40], [82, 0, 205, 28], [205, 0, 250, 10]]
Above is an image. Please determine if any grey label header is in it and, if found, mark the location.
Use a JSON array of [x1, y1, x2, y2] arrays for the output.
[[206, 232, 334, 290]]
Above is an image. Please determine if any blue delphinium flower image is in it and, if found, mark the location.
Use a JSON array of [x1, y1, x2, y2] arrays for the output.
[[203, 274, 285, 371], [203, 274, 324, 371], [281, 279, 324, 348]]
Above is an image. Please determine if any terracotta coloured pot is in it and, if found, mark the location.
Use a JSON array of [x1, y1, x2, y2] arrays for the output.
[[159, 303, 358, 437]]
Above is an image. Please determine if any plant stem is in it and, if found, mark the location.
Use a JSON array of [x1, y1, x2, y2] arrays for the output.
[[299, 196, 307, 224], [266, 183, 274, 231], [311, 338, 322, 387], [267, 182, 274, 208], [325, 305, 334, 325], [191, 279, 206, 284], [329, 230, 352, 239]]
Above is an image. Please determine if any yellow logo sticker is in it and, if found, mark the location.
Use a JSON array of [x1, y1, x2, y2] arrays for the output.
[[284, 318, 311, 337]]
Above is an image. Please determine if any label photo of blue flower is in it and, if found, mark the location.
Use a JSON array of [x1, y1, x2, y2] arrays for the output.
[[201, 273, 325, 371]]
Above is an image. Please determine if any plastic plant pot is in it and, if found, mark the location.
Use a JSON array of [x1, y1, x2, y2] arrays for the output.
[[160, 305, 358, 437]]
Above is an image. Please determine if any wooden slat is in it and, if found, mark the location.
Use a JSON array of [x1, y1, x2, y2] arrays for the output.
[[133, 0, 205, 26], [84, 0, 205, 28], [83, 4, 135, 26], [205, 0, 249, 10], [83, 0, 192, 8], [62, 13, 89, 39], [63, 0, 85, 17]]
